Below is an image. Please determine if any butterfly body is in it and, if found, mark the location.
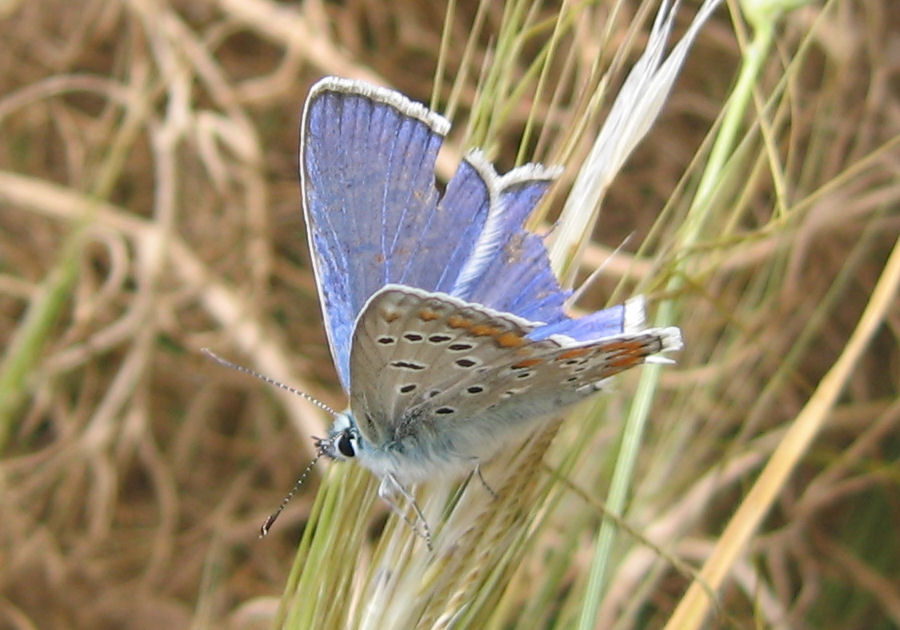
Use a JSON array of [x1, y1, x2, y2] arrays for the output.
[[301, 77, 682, 513]]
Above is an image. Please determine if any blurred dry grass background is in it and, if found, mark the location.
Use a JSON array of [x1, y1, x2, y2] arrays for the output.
[[0, 0, 898, 629]]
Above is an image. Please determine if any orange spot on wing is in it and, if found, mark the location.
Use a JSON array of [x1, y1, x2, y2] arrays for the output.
[[556, 347, 591, 360], [447, 315, 471, 329], [381, 310, 401, 323], [603, 340, 643, 353], [511, 358, 542, 368], [470, 324, 502, 337], [604, 340, 648, 368], [608, 354, 643, 368], [418, 309, 441, 321], [496, 331, 526, 347]]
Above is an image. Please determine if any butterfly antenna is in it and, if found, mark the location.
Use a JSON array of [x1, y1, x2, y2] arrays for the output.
[[258, 454, 321, 537], [201, 348, 339, 416], [201, 348, 337, 536], [565, 232, 634, 309]]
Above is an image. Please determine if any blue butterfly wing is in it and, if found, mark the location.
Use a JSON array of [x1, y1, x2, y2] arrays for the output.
[[303, 78, 492, 388], [414, 156, 495, 294], [450, 161, 631, 341], [450, 159, 563, 319]]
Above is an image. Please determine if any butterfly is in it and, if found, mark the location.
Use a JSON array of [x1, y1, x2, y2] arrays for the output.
[[257, 76, 681, 544]]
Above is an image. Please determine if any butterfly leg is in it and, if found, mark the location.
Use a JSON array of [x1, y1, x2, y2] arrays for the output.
[[379, 474, 433, 551], [474, 465, 499, 499]]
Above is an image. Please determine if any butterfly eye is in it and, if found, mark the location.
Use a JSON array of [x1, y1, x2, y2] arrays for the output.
[[337, 432, 356, 458]]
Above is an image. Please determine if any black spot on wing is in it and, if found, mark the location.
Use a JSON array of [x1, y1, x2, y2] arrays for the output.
[[390, 360, 427, 371]]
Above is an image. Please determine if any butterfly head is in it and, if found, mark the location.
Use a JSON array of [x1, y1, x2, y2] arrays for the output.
[[314, 412, 361, 462]]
